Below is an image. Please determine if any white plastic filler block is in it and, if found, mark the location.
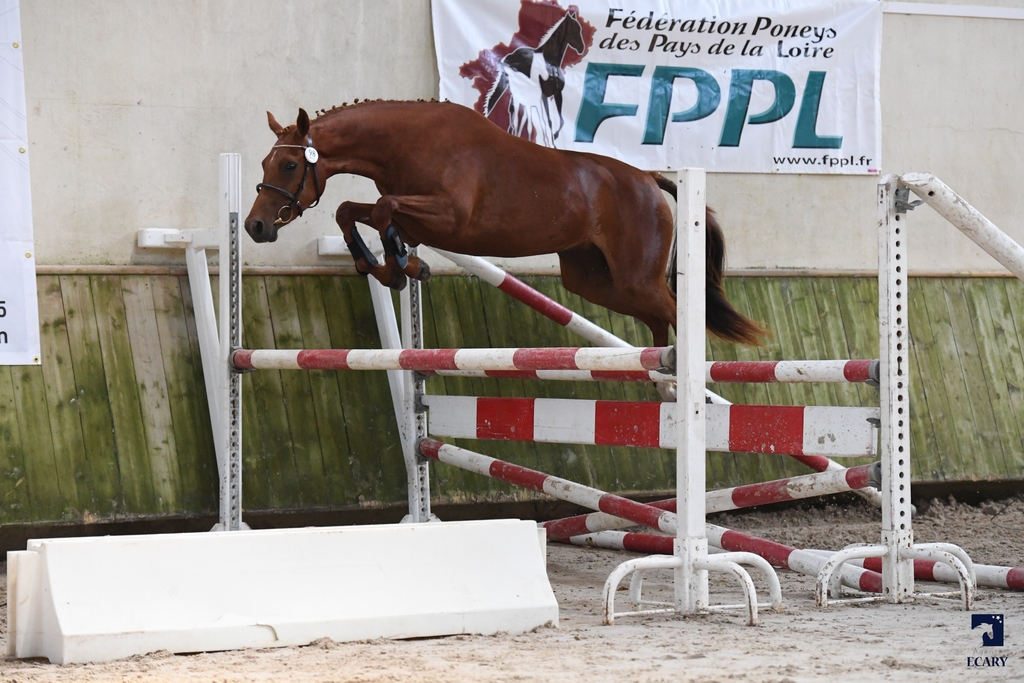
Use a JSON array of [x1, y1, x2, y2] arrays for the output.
[[6, 519, 558, 664]]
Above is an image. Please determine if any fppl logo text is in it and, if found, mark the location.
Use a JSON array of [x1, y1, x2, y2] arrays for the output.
[[573, 63, 843, 149]]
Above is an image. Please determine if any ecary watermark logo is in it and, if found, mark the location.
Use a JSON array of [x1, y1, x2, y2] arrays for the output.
[[967, 614, 1010, 668], [973, 614, 1005, 647]]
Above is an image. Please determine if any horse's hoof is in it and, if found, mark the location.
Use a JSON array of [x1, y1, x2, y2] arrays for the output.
[[655, 380, 677, 403], [415, 260, 431, 282], [389, 271, 409, 291]]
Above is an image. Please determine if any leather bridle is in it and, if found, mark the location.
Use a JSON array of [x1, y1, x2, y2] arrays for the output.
[[255, 135, 323, 225]]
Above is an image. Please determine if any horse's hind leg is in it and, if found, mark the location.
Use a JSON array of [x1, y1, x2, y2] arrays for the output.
[[559, 246, 677, 401], [558, 246, 673, 347]]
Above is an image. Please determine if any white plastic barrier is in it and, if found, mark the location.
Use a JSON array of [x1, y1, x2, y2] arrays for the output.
[[6, 519, 557, 664]]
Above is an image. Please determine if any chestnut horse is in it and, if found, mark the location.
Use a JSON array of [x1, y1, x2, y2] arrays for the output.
[[244, 101, 764, 348]]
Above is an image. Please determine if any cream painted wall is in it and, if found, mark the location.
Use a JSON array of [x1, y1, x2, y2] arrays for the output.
[[18, 1, 1024, 274]]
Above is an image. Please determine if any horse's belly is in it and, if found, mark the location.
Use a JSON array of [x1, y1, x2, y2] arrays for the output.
[[429, 211, 585, 258]]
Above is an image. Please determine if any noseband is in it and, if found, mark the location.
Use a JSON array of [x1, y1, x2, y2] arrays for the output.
[[256, 135, 323, 225]]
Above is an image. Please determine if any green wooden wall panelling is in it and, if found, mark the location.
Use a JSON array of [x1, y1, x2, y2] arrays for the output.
[[1, 273, 1023, 528], [60, 275, 123, 516]]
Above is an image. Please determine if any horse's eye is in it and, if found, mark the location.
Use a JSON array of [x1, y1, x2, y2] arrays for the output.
[[285, 161, 298, 171]]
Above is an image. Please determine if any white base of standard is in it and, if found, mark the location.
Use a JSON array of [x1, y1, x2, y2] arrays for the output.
[[6, 519, 558, 664]]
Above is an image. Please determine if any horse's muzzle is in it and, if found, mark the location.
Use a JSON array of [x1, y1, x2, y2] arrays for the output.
[[245, 218, 279, 243]]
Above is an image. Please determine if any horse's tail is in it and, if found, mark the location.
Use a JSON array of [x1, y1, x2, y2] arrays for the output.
[[651, 172, 767, 346]]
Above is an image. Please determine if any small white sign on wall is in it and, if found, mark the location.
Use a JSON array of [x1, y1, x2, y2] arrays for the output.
[[0, 1, 40, 365]]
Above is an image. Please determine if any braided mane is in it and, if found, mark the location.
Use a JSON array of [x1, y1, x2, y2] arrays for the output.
[[276, 99, 441, 135]]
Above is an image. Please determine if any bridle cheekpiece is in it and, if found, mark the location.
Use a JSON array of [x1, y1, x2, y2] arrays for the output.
[[256, 135, 323, 226]]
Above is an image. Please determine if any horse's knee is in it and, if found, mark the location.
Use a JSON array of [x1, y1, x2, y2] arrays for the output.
[[335, 201, 355, 223]]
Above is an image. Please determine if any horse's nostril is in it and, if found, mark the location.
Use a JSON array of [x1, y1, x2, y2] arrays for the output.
[[250, 220, 264, 237]]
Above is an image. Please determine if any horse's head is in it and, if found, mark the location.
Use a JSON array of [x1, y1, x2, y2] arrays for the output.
[[564, 11, 585, 56], [244, 108, 324, 243], [536, 10, 586, 69]]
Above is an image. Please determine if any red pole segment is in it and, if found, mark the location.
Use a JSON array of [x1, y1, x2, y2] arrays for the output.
[[568, 530, 673, 554], [232, 346, 671, 373], [417, 438, 676, 533], [496, 275, 574, 326]]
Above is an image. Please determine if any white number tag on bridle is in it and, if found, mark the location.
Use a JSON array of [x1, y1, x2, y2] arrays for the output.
[[304, 147, 319, 164]]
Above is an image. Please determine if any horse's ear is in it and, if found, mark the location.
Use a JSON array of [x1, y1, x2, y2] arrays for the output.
[[296, 108, 310, 137], [267, 111, 285, 137]]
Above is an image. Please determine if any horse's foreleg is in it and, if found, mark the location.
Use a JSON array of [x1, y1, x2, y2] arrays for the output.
[[370, 194, 455, 289], [335, 201, 408, 289]]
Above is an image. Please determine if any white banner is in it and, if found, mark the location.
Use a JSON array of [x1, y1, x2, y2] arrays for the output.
[[433, 0, 881, 174], [0, 1, 40, 365]]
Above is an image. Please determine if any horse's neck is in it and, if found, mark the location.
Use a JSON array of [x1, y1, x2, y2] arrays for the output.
[[311, 111, 396, 181], [539, 22, 568, 63]]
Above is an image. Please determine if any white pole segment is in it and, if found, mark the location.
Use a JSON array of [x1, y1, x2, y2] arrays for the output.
[[676, 168, 709, 614], [368, 280, 407, 437], [184, 248, 221, 440], [901, 172, 1024, 282]]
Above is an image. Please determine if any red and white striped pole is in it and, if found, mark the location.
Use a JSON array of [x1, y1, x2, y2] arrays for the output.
[[419, 359, 877, 384], [232, 346, 671, 374], [707, 359, 876, 384], [803, 550, 1024, 592], [565, 529, 883, 593], [417, 438, 676, 534], [541, 463, 879, 540], [422, 368, 670, 382], [423, 395, 878, 457], [705, 463, 878, 512]]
